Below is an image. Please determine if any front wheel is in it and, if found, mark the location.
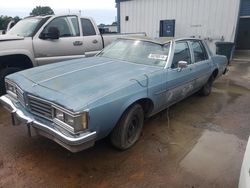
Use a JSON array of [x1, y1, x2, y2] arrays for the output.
[[0, 67, 22, 95], [110, 104, 144, 150]]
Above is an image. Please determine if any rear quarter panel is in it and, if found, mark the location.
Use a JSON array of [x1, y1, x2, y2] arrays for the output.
[[211, 55, 228, 77]]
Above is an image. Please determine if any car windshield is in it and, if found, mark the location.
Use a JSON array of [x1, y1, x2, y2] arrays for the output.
[[7, 18, 42, 37], [98, 39, 170, 67]]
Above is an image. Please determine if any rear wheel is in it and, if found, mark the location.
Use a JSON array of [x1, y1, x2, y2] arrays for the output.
[[0, 67, 22, 95], [199, 75, 215, 96], [110, 104, 144, 150]]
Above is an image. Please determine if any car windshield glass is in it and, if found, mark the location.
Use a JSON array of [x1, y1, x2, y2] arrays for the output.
[[98, 39, 170, 67], [8, 18, 42, 37]]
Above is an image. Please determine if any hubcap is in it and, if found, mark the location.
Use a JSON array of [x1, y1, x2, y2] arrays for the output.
[[127, 115, 140, 144]]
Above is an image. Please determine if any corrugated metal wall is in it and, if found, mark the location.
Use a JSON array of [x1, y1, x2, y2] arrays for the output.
[[240, 0, 250, 16], [120, 0, 241, 52]]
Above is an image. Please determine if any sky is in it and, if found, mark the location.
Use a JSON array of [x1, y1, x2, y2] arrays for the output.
[[0, 0, 117, 24]]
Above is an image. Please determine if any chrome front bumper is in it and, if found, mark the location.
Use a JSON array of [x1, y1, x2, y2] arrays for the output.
[[0, 95, 97, 153]]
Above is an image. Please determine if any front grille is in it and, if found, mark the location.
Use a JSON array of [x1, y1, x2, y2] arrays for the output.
[[16, 86, 25, 107], [28, 95, 52, 120]]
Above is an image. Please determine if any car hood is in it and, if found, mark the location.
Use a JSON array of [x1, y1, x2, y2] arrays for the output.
[[12, 57, 161, 111], [0, 34, 24, 42]]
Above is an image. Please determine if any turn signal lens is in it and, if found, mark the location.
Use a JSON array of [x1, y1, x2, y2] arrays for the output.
[[82, 112, 88, 129]]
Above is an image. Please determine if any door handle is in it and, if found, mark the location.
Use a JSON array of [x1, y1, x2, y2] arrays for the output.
[[92, 39, 98, 44], [73, 41, 83, 46]]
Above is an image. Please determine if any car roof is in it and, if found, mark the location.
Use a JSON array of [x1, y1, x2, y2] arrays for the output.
[[118, 36, 203, 45], [24, 14, 79, 19]]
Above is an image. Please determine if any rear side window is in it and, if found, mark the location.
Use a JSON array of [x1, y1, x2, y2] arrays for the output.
[[172, 42, 191, 69], [190, 41, 208, 62], [81, 18, 96, 36]]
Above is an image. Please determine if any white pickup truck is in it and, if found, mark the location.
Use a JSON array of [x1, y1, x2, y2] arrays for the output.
[[0, 14, 145, 94]]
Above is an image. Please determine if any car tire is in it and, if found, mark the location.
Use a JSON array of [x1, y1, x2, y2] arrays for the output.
[[0, 67, 22, 95], [199, 75, 215, 96], [110, 104, 144, 150]]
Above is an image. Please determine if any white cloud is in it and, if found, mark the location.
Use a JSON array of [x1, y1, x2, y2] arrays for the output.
[[0, 0, 117, 24], [0, 0, 116, 10]]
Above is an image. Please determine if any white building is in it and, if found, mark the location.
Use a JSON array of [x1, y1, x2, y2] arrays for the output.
[[105, 25, 118, 32], [99, 25, 118, 33], [116, 0, 250, 53]]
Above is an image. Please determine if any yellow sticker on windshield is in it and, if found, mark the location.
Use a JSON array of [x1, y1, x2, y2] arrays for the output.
[[148, 54, 168, 61]]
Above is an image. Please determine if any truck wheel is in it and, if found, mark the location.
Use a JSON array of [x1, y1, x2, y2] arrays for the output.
[[110, 104, 144, 150], [199, 75, 215, 96], [0, 67, 22, 95]]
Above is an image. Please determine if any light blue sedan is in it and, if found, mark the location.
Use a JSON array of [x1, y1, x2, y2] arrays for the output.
[[0, 38, 228, 152]]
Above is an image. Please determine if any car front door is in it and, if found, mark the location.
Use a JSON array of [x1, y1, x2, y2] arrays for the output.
[[33, 16, 85, 65], [165, 41, 196, 106], [189, 40, 213, 89]]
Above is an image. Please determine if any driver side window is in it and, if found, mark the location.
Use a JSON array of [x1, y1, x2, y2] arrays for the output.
[[171, 42, 191, 69], [44, 16, 80, 37]]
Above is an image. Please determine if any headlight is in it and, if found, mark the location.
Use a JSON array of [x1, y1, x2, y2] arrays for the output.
[[65, 114, 74, 126], [5, 80, 17, 97], [53, 108, 88, 133], [55, 109, 64, 121]]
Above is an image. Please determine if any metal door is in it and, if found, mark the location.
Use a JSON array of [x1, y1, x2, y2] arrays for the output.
[[236, 18, 250, 50], [165, 41, 196, 106], [81, 18, 103, 57], [159, 20, 175, 37], [189, 40, 213, 89], [33, 16, 85, 65]]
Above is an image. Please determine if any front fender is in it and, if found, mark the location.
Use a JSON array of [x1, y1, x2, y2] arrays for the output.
[[120, 92, 148, 117], [0, 50, 36, 66], [0, 38, 36, 66], [87, 82, 148, 140]]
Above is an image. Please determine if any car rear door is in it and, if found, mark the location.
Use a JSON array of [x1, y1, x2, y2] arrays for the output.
[[165, 41, 196, 106], [33, 15, 85, 65], [188, 40, 213, 89], [80, 18, 103, 57]]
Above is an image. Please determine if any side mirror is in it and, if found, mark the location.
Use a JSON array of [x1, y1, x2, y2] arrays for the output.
[[40, 26, 60, 40], [99, 28, 105, 34], [177, 61, 188, 71]]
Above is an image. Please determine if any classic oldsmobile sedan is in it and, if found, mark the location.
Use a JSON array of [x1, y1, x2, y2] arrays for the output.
[[0, 37, 227, 152]]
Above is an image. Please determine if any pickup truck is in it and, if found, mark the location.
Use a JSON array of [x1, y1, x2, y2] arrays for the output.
[[0, 14, 145, 94], [0, 37, 228, 152]]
